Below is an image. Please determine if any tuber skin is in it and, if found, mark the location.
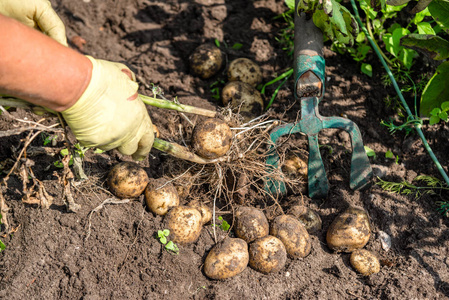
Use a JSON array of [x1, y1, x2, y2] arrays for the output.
[[107, 162, 149, 199], [191, 118, 232, 159]]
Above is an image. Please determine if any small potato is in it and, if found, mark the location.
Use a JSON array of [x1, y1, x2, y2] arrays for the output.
[[288, 205, 322, 235], [188, 200, 212, 225], [235, 206, 269, 243], [204, 238, 249, 280], [282, 151, 308, 182], [145, 178, 179, 216], [326, 206, 371, 253], [189, 43, 223, 79], [222, 81, 264, 122], [249, 235, 287, 274], [350, 249, 381, 276], [270, 215, 311, 259], [107, 162, 149, 199], [166, 206, 202, 244], [227, 58, 263, 87], [191, 118, 232, 159]]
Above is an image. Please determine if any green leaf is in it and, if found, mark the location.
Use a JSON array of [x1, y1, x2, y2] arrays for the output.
[[430, 107, 442, 116], [94, 148, 104, 154], [441, 101, 449, 111], [428, 0, 449, 34], [231, 43, 243, 50], [361, 63, 373, 77], [420, 61, 449, 116], [413, 7, 432, 24], [0, 239, 5, 252], [360, 0, 378, 19], [165, 241, 179, 254], [285, 0, 295, 9], [429, 115, 441, 125], [400, 34, 449, 60], [60, 148, 69, 156], [364, 146, 377, 159], [386, 150, 395, 158], [214, 39, 220, 48], [54, 161, 64, 168], [416, 22, 435, 35], [163, 229, 170, 236], [439, 111, 448, 121]]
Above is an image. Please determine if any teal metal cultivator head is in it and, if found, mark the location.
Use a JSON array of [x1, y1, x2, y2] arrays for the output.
[[265, 9, 373, 199]]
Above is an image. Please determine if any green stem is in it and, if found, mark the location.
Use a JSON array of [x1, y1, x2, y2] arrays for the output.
[[260, 68, 294, 94], [152, 138, 225, 164], [365, 19, 394, 66], [350, 0, 449, 186], [139, 95, 216, 118]]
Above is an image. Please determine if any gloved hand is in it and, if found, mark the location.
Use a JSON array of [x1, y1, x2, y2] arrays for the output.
[[0, 0, 67, 46], [61, 56, 154, 161]]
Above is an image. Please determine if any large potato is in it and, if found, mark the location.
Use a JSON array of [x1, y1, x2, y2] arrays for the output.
[[107, 162, 149, 199], [282, 151, 308, 183], [350, 249, 380, 276], [145, 178, 179, 216], [270, 215, 311, 259], [222, 81, 264, 122], [191, 118, 232, 159], [249, 235, 287, 274], [189, 43, 223, 79], [204, 238, 249, 280], [235, 206, 269, 243], [166, 206, 202, 244], [326, 206, 371, 252], [227, 58, 263, 87]]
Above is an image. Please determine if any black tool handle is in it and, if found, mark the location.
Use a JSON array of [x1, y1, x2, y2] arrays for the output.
[[294, 5, 323, 58]]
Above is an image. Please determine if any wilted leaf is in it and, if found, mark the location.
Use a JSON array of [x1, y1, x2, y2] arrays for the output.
[[420, 61, 449, 116], [400, 34, 449, 60]]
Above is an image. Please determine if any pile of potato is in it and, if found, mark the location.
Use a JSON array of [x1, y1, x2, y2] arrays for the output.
[[189, 43, 264, 122], [107, 162, 379, 279]]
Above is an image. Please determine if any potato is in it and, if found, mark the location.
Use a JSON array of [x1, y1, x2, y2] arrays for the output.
[[191, 118, 232, 159], [282, 151, 308, 182], [145, 178, 179, 216], [350, 249, 381, 276], [222, 81, 264, 122], [249, 235, 287, 274], [189, 43, 223, 79], [270, 215, 311, 259], [107, 162, 149, 199], [235, 206, 269, 243], [288, 205, 322, 234], [166, 206, 202, 244], [326, 206, 371, 253], [227, 58, 263, 87], [204, 238, 249, 280], [188, 200, 212, 225]]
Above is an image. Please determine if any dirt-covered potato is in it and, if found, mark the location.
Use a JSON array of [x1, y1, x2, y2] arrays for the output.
[[191, 118, 232, 159], [249, 235, 287, 274], [326, 206, 371, 252], [288, 205, 322, 235], [222, 81, 264, 122], [270, 215, 311, 259], [166, 206, 202, 244], [235, 206, 269, 243], [227, 58, 263, 87], [282, 151, 308, 182], [145, 178, 179, 216], [350, 249, 381, 276], [188, 200, 212, 225], [204, 238, 249, 280], [189, 43, 223, 79], [107, 162, 149, 199]]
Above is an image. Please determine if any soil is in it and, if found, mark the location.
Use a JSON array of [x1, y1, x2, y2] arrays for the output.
[[1, 0, 449, 299]]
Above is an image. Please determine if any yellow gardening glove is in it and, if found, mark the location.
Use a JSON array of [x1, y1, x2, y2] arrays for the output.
[[61, 56, 154, 161], [0, 0, 67, 46]]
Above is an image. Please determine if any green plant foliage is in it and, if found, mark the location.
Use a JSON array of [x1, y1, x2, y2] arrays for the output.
[[420, 61, 449, 116], [361, 63, 373, 77], [429, 101, 449, 124], [364, 146, 376, 159], [400, 34, 449, 60], [217, 216, 230, 231], [428, 0, 449, 34]]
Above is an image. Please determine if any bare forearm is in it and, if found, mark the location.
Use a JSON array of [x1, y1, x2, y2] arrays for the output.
[[0, 14, 91, 111]]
